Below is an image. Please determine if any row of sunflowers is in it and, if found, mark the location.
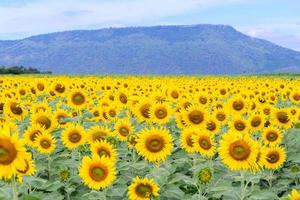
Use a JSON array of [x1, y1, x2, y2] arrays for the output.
[[0, 76, 300, 199]]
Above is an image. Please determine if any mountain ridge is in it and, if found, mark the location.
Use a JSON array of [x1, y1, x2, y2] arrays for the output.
[[0, 24, 300, 74]]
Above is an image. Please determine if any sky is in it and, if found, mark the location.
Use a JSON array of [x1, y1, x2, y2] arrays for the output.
[[0, 0, 299, 51]]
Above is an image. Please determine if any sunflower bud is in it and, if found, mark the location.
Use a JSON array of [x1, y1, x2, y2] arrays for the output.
[[59, 169, 70, 182], [198, 167, 212, 184], [291, 165, 300, 173]]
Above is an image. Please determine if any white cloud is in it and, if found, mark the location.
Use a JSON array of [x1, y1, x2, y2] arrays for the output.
[[0, 0, 246, 38], [238, 23, 300, 51]]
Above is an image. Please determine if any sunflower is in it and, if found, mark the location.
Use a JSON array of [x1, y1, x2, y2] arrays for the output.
[[68, 90, 88, 109], [3, 100, 27, 120], [197, 92, 210, 106], [204, 117, 220, 135], [133, 99, 152, 123], [30, 110, 57, 132], [128, 177, 160, 200], [182, 105, 207, 128], [90, 140, 117, 162], [135, 128, 173, 164], [114, 119, 133, 141], [149, 102, 173, 124], [289, 106, 298, 122], [192, 131, 215, 157], [99, 109, 108, 121], [61, 124, 86, 149], [30, 102, 51, 113], [104, 104, 121, 122], [226, 96, 248, 115], [87, 126, 112, 144], [89, 108, 102, 121], [30, 86, 38, 95], [229, 117, 250, 133], [16, 152, 36, 183], [0, 127, 27, 180], [260, 146, 286, 170], [248, 113, 265, 132], [0, 118, 17, 133], [289, 188, 300, 200], [180, 128, 197, 153], [152, 91, 166, 103], [251, 143, 264, 172], [248, 100, 258, 112], [167, 87, 181, 102], [175, 112, 187, 129], [261, 127, 283, 146], [98, 98, 110, 109], [18, 87, 27, 96], [261, 105, 273, 117], [218, 132, 259, 171], [256, 95, 268, 106], [34, 133, 56, 154], [0, 102, 4, 115], [290, 91, 300, 104], [219, 87, 229, 97], [296, 108, 300, 123], [52, 82, 67, 96], [272, 108, 293, 129], [176, 99, 193, 113], [79, 156, 116, 190], [212, 108, 228, 125], [23, 125, 48, 147], [127, 134, 139, 149], [35, 79, 47, 93], [116, 90, 129, 106], [53, 109, 69, 127]]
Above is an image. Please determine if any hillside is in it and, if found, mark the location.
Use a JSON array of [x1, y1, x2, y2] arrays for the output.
[[0, 24, 300, 74]]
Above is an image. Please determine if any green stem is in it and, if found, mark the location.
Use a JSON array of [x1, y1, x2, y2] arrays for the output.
[[210, 158, 213, 168], [239, 171, 247, 200], [104, 188, 107, 200], [133, 148, 140, 163], [243, 179, 251, 197], [268, 170, 274, 189], [195, 184, 202, 196], [48, 155, 51, 181], [11, 177, 18, 200], [66, 192, 70, 200]]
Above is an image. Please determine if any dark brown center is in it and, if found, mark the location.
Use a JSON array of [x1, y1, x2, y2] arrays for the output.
[[229, 140, 251, 161], [0, 139, 17, 165], [188, 110, 204, 124]]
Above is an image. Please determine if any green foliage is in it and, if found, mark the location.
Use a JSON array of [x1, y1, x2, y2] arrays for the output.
[[1, 115, 299, 199], [0, 66, 52, 74]]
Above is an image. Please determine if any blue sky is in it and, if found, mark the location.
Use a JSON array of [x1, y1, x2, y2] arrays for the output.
[[0, 0, 299, 51]]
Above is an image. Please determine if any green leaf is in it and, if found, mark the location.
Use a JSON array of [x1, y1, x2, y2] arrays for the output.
[[161, 185, 185, 200], [107, 184, 127, 198], [248, 189, 278, 200], [43, 180, 64, 192], [22, 192, 64, 200], [209, 180, 237, 199], [23, 195, 42, 200], [169, 173, 194, 185], [81, 190, 106, 200], [25, 177, 47, 190], [191, 194, 208, 200]]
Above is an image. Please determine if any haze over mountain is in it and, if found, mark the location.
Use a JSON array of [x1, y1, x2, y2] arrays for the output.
[[0, 24, 300, 74]]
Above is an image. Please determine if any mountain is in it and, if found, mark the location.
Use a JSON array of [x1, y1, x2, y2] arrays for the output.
[[0, 24, 300, 74]]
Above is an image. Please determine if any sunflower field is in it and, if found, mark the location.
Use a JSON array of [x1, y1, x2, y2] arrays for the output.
[[1, 76, 300, 200]]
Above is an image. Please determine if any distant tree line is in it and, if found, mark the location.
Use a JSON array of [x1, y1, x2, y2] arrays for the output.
[[0, 66, 52, 74]]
